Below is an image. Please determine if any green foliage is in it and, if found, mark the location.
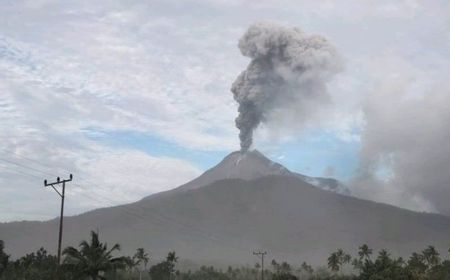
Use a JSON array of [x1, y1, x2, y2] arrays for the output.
[[406, 252, 427, 277], [62, 231, 127, 280], [357, 250, 410, 280], [179, 266, 230, 280], [1, 247, 58, 280], [134, 247, 150, 270], [421, 246, 440, 268], [149, 251, 178, 280], [327, 249, 352, 272], [427, 260, 450, 279], [271, 259, 298, 280], [0, 240, 9, 278], [300, 261, 314, 274], [4, 236, 450, 280]]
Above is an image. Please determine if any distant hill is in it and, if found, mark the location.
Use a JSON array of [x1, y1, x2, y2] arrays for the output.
[[1, 151, 450, 265]]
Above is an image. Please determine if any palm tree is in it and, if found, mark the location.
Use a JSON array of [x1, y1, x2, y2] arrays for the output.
[[342, 253, 352, 265], [422, 246, 440, 268], [123, 256, 138, 275], [407, 252, 427, 277], [352, 244, 373, 271], [358, 244, 373, 260], [166, 251, 178, 280], [133, 248, 150, 280], [378, 249, 391, 267], [328, 249, 352, 272], [149, 251, 178, 280], [327, 252, 340, 272], [300, 261, 313, 274], [62, 231, 126, 280]]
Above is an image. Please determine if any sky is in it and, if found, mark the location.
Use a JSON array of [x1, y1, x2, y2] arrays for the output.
[[0, 0, 449, 221]]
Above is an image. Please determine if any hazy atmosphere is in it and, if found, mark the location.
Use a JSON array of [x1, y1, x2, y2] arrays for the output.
[[1, 0, 449, 223]]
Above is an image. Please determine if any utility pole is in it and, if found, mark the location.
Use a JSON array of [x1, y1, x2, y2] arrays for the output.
[[253, 251, 267, 280], [44, 174, 73, 268]]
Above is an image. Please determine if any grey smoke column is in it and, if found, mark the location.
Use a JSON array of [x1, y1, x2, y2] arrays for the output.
[[231, 22, 341, 151]]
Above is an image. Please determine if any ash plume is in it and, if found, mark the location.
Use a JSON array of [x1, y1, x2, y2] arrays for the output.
[[231, 22, 341, 151]]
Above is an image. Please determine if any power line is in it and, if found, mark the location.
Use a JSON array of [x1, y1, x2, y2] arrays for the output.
[[0, 151, 279, 258], [0, 152, 199, 228], [0, 159, 163, 225], [0, 158, 225, 244], [0, 157, 57, 178]]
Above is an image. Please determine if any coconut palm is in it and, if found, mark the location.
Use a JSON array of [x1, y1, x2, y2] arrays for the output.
[[328, 248, 352, 273], [327, 252, 341, 272], [149, 251, 178, 280], [133, 248, 150, 280], [62, 231, 126, 280], [422, 245, 440, 268], [358, 244, 373, 260]]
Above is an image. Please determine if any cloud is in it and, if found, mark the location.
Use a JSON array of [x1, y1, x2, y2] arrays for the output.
[[0, 143, 201, 221], [77, 150, 202, 203], [0, 1, 238, 220], [0, 6, 239, 151], [351, 55, 450, 214]]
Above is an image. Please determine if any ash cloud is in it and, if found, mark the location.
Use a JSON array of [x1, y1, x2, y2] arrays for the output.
[[231, 22, 341, 151], [351, 61, 450, 215]]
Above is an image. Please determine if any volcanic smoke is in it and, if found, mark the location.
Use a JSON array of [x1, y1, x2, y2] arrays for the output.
[[231, 22, 341, 152]]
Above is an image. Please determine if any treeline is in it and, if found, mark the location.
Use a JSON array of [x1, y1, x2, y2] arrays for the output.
[[2, 232, 450, 279]]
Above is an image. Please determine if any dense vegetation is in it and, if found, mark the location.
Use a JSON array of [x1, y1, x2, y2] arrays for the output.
[[2, 232, 450, 279]]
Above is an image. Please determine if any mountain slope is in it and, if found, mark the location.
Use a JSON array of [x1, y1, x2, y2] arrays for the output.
[[1, 174, 450, 265], [168, 150, 350, 195]]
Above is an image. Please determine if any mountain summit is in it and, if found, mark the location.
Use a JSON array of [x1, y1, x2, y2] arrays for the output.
[[175, 150, 291, 192], [174, 150, 350, 195]]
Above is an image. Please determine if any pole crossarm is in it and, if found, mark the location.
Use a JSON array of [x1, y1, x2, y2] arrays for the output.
[[44, 175, 73, 187], [44, 175, 72, 198]]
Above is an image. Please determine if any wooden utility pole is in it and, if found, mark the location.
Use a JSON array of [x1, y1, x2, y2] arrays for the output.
[[44, 174, 73, 268], [253, 251, 267, 280]]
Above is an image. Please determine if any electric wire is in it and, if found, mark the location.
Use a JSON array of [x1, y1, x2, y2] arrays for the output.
[[0, 152, 258, 256]]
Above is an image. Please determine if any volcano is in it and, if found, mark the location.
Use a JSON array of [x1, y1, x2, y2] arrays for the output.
[[162, 150, 350, 196], [1, 150, 450, 265]]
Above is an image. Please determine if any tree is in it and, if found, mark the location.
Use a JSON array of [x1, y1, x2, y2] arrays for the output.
[[1, 247, 58, 280], [422, 245, 440, 268], [328, 249, 352, 272], [358, 244, 372, 261], [353, 244, 373, 272], [134, 248, 150, 280], [271, 260, 297, 280], [328, 252, 341, 272], [0, 241, 9, 278], [428, 260, 450, 279], [122, 256, 138, 275], [359, 249, 410, 280], [180, 266, 230, 280], [62, 231, 127, 280], [300, 261, 313, 274], [149, 251, 178, 280]]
